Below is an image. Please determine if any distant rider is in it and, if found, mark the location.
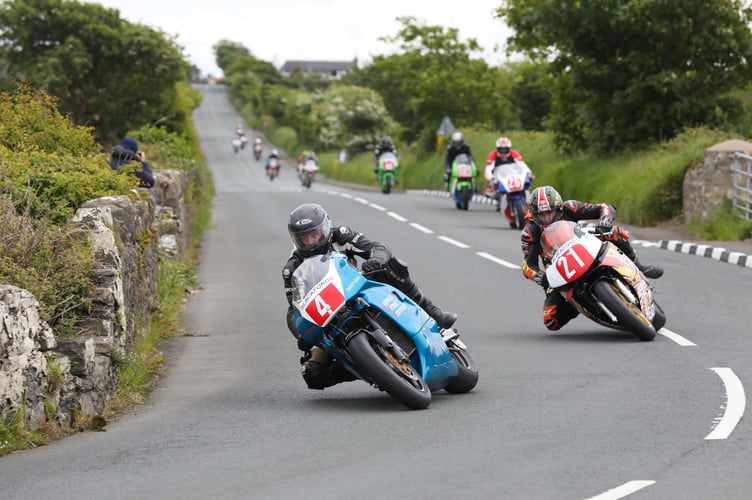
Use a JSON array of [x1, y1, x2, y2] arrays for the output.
[[265, 149, 281, 175], [373, 136, 398, 176], [283, 203, 457, 389], [443, 131, 475, 189], [484, 136, 533, 213], [521, 185, 664, 331]]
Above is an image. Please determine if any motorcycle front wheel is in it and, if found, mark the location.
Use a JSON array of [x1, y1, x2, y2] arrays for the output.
[[347, 332, 431, 410], [592, 280, 656, 341], [383, 175, 392, 194], [512, 197, 526, 229]]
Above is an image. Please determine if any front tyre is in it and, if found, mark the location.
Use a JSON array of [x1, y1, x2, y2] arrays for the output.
[[592, 280, 656, 341], [443, 341, 479, 394], [347, 332, 432, 410], [383, 175, 392, 194], [512, 197, 526, 230]]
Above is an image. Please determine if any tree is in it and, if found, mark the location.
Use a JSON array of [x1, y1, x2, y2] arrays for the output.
[[347, 17, 516, 142], [213, 40, 252, 72], [0, 0, 189, 144], [497, 0, 752, 152]]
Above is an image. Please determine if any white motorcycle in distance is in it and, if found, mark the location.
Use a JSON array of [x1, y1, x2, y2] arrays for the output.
[[298, 159, 319, 188]]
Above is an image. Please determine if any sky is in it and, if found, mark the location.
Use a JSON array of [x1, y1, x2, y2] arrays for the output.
[[83, 0, 513, 77]]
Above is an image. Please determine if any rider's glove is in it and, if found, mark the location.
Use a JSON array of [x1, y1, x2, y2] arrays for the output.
[[362, 258, 386, 275], [596, 215, 613, 231], [533, 270, 549, 289]]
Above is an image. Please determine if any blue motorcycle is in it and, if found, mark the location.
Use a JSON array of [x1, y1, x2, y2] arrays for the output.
[[291, 252, 478, 409]]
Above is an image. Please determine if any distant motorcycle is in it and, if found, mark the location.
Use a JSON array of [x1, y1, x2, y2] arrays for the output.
[[266, 158, 280, 181], [541, 221, 666, 341], [253, 141, 263, 161], [448, 153, 478, 210], [291, 251, 479, 409], [491, 160, 534, 228], [376, 151, 400, 194], [299, 159, 318, 188], [231, 137, 242, 154]]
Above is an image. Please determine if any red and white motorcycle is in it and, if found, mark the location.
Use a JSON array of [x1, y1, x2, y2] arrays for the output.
[[541, 221, 666, 341]]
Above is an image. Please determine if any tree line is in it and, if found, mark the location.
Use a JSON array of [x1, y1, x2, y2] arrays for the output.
[[218, 2, 752, 155]]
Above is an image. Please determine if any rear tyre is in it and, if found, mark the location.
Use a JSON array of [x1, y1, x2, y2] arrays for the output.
[[347, 332, 432, 410], [592, 280, 656, 341], [443, 342, 479, 394]]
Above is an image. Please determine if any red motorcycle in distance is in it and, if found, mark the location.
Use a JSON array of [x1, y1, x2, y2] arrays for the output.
[[266, 157, 280, 181]]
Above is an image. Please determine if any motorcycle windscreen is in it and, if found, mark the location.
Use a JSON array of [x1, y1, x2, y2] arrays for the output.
[[494, 163, 527, 192], [543, 222, 601, 288], [292, 255, 347, 327], [379, 152, 398, 171]]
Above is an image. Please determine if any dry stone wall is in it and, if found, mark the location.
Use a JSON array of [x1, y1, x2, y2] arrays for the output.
[[0, 169, 189, 429], [683, 139, 752, 223]]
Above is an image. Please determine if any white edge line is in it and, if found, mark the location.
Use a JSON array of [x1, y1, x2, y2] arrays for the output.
[[658, 328, 696, 346], [353, 197, 369, 204], [338, 192, 353, 199], [386, 211, 408, 222], [477, 251, 520, 269], [584, 480, 656, 500], [369, 203, 386, 211], [437, 235, 470, 248], [706, 367, 746, 440], [409, 222, 434, 234]]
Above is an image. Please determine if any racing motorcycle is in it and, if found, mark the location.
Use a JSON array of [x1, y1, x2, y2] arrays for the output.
[[291, 252, 479, 409], [299, 159, 318, 188], [253, 141, 263, 161], [491, 160, 534, 229], [449, 153, 478, 210], [541, 221, 666, 341], [376, 151, 400, 194], [266, 157, 280, 181]]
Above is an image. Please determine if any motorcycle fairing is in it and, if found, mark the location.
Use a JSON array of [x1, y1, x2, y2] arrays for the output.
[[292, 253, 457, 387]]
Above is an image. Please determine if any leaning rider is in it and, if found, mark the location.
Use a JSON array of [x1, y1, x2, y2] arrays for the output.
[[283, 203, 456, 389], [521, 185, 664, 331]]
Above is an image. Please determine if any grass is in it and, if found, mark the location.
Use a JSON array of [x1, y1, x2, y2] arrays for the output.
[[317, 127, 752, 239]]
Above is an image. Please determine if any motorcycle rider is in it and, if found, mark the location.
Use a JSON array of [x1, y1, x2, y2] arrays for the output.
[[297, 151, 319, 178], [373, 136, 398, 174], [443, 131, 476, 189], [283, 203, 457, 389], [521, 185, 664, 331], [484, 137, 532, 214], [265, 149, 281, 175]]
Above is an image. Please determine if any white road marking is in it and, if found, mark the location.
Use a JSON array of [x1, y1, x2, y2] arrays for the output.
[[658, 328, 696, 346], [369, 203, 386, 211], [706, 367, 746, 440], [353, 197, 369, 204], [584, 480, 656, 500], [437, 235, 470, 248], [409, 222, 434, 234], [477, 251, 520, 269], [386, 211, 408, 222]]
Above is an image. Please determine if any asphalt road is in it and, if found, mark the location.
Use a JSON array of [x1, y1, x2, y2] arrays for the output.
[[1, 85, 750, 500]]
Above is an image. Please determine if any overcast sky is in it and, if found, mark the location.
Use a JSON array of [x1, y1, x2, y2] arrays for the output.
[[82, 0, 513, 77]]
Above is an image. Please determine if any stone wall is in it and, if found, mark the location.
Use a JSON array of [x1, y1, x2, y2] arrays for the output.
[[0, 169, 189, 429], [683, 139, 752, 223]]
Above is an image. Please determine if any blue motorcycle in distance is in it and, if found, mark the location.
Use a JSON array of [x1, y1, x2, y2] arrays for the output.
[[291, 252, 478, 409]]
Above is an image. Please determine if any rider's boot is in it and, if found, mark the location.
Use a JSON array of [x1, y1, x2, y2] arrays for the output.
[[301, 347, 355, 390], [630, 253, 664, 279]]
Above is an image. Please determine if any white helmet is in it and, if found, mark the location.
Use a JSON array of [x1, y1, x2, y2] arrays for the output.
[[451, 131, 464, 147]]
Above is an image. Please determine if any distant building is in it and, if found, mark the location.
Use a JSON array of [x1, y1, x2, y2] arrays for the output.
[[280, 59, 357, 80]]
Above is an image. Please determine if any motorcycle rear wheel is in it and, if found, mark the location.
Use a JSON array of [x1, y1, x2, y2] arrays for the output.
[[443, 341, 479, 394], [347, 332, 432, 410], [592, 280, 656, 341]]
